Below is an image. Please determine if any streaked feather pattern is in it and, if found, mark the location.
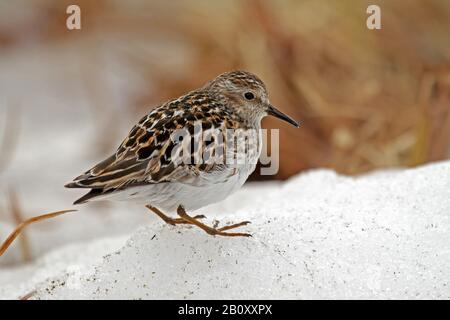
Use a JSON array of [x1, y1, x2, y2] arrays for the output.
[[65, 83, 260, 205]]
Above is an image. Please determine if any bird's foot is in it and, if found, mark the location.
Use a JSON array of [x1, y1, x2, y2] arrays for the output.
[[176, 205, 251, 237], [146, 205, 205, 226]]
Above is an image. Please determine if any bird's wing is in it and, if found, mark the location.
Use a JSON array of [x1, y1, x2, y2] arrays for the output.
[[65, 92, 243, 199]]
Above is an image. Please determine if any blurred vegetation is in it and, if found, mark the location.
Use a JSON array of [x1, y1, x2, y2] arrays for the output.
[[0, 0, 449, 179]]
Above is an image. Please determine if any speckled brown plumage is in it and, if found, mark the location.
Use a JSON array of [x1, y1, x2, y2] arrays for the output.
[[65, 70, 298, 237]]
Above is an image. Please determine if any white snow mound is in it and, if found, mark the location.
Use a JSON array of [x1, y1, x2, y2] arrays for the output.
[[1, 161, 450, 299]]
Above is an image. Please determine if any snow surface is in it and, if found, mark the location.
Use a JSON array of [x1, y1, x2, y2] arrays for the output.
[[0, 161, 449, 299]]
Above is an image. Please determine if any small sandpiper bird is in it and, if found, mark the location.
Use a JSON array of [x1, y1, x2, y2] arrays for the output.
[[65, 71, 299, 237]]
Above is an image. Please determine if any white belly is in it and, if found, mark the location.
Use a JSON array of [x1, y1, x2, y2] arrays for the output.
[[107, 163, 255, 212]]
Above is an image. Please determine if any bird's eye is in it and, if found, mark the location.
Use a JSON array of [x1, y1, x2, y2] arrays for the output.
[[244, 92, 255, 100]]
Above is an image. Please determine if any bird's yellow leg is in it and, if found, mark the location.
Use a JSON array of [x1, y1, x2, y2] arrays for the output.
[[176, 205, 251, 237], [146, 205, 205, 226]]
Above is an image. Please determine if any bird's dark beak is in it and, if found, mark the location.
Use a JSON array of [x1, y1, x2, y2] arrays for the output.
[[267, 104, 299, 128]]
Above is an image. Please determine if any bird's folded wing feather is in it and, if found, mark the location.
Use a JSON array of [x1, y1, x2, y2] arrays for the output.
[[66, 97, 242, 192]]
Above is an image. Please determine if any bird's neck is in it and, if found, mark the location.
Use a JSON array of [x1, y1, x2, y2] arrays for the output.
[[237, 110, 265, 129]]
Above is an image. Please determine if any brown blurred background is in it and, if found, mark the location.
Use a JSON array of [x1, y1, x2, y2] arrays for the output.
[[2, 0, 450, 178], [0, 0, 449, 264]]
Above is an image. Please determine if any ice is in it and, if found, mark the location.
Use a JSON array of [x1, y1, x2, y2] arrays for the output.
[[1, 161, 449, 299]]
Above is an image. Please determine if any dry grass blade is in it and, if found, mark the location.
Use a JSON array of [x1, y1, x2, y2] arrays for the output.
[[8, 188, 31, 262], [20, 290, 36, 300], [0, 209, 77, 257]]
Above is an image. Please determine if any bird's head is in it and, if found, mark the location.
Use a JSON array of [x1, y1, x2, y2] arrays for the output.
[[205, 70, 299, 127]]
